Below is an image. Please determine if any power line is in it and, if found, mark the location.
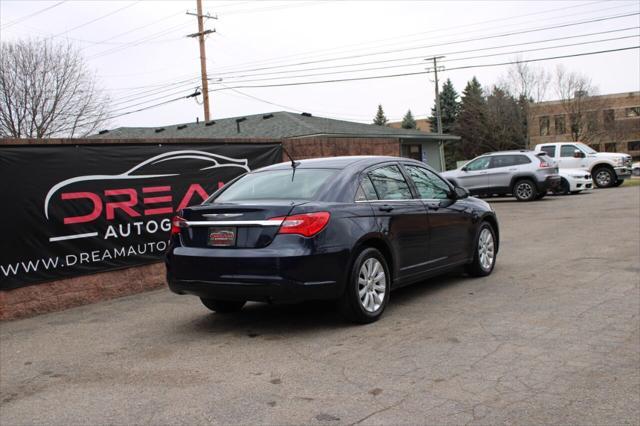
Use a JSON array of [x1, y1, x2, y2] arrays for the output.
[[108, 79, 201, 109], [70, 46, 637, 134], [206, 11, 639, 77], [87, 19, 193, 60], [213, 27, 639, 82], [206, 0, 610, 73], [107, 42, 638, 122], [211, 34, 639, 85], [0, 1, 67, 29], [206, 46, 639, 92], [55, 94, 192, 135], [79, 10, 186, 48], [50, 1, 140, 39]]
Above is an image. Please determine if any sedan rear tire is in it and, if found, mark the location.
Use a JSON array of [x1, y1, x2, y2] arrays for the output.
[[340, 247, 390, 324], [200, 298, 246, 313]]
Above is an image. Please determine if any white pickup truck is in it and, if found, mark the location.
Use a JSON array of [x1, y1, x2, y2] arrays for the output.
[[534, 142, 632, 188]]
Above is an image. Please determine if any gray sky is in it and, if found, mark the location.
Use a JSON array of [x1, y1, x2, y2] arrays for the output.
[[1, 0, 639, 130]]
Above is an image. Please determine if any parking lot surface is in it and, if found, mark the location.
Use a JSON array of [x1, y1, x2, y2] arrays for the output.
[[1, 187, 639, 425]]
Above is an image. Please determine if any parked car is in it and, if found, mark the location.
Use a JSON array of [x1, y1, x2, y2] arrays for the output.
[[553, 169, 592, 195], [440, 150, 560, 201], [166, 156, 499, 323], [632, 162, 640, 177], [534, 142, 632, 188]]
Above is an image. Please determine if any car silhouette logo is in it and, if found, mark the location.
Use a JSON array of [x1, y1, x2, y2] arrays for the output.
[[44, 150, 250, 219]]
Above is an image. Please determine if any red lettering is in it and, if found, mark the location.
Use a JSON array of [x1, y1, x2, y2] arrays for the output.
[[105, 188, 140, 220], [177, 184, 210, 210], [61, 192, 103, 224], [142, 186, 173, 216], [218, 181, 225, 189]]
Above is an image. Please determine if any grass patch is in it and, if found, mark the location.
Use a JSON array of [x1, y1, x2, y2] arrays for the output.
[[622, 178, 640, 187]]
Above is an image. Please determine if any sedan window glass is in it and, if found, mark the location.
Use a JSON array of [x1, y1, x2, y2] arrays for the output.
[[368, 165, 412, 200], [405, 165, 450, 199], [355, 175, 379, 201], [560, 145, 578, 157], [465, 157, 491, 171], [214, 169, 335, 202]]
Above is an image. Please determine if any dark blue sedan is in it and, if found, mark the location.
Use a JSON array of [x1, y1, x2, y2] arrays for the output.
[[166, 156, 499, 323]]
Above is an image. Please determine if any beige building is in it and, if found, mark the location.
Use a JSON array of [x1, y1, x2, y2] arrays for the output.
[[388, 118, 432, 133], [528, 91, 640, 160]]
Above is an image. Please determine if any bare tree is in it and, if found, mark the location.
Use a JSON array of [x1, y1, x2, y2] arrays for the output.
[[0, 38, 110, 138], [554, 65, 605, 143], [500, 58, 551, 103], [497, 58, 551, 148]]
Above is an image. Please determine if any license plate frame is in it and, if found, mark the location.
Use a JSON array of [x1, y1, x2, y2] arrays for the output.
[[207, 227, 237, 247]]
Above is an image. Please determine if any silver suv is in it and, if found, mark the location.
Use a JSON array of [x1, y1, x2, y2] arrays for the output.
[[440, 150, 561, 201]]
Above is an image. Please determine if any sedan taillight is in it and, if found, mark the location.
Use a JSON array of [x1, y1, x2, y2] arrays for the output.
[[269, 212, 330, 237], [171, 216, 186, 235]]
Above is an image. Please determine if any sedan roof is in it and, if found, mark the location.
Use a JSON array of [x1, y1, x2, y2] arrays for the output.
[[259, 155, 404, 171]]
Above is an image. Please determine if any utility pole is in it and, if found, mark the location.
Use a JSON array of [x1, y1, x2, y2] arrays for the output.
[[426, 56, 446, 170], [186, 0, 216, 121]]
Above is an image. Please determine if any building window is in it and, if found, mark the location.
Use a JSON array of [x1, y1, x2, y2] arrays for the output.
[[603, 109, 615, 130], [554, 115, 566, 134], [401, 144, 422, 161], [569, 113, 579, 136], [539, 116, 550, 136], [587, 111, 598, 132], [628, 141, 640, 151], [604, 143, 617, 152], [625, 107, 640, 117]]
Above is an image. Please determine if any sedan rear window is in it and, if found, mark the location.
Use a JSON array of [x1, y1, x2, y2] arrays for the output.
[[213, 169, 335, 202]]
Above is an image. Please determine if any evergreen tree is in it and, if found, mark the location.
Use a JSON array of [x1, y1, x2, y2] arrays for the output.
[[372, 104, 388, 126], [429, 79, 462, 169], [401, 109, 417, 129], [429, 78, 460, 134], [453, 77, 489, 161], [485, 86, 526, 152]]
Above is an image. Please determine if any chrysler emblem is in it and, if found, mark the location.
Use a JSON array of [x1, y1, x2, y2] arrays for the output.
[[203, 213, 244, 218]]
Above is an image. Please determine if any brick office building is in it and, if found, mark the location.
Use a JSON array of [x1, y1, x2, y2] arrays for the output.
[[528, 91, 640, 160]]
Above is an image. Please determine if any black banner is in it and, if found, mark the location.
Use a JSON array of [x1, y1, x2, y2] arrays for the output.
[[0, 143, 281, 290]]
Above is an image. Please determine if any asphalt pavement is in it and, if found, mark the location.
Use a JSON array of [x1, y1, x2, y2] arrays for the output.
[[1, 186, 639, 425]]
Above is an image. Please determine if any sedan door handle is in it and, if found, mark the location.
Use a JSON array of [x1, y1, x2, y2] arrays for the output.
[[426, 203, 439, 211], [378, 205, 394, 212]]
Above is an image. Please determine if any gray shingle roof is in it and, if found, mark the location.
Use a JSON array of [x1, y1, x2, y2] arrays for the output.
[[91, 111, 459, 140]]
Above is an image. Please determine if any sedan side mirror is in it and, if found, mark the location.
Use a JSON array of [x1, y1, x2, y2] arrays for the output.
[[573, 150, 585, 158], [461, 166, 468, 172], [453, 186, 469, 199]]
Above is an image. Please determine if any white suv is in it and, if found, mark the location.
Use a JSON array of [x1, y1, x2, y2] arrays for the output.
[[441, 150, 560, 201]]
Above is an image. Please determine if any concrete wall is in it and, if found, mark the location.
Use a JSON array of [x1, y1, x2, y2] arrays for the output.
[[0, 136, 400, 320]]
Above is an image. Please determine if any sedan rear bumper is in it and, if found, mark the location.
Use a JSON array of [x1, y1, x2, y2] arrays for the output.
[[166, 241, 349, 303]]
